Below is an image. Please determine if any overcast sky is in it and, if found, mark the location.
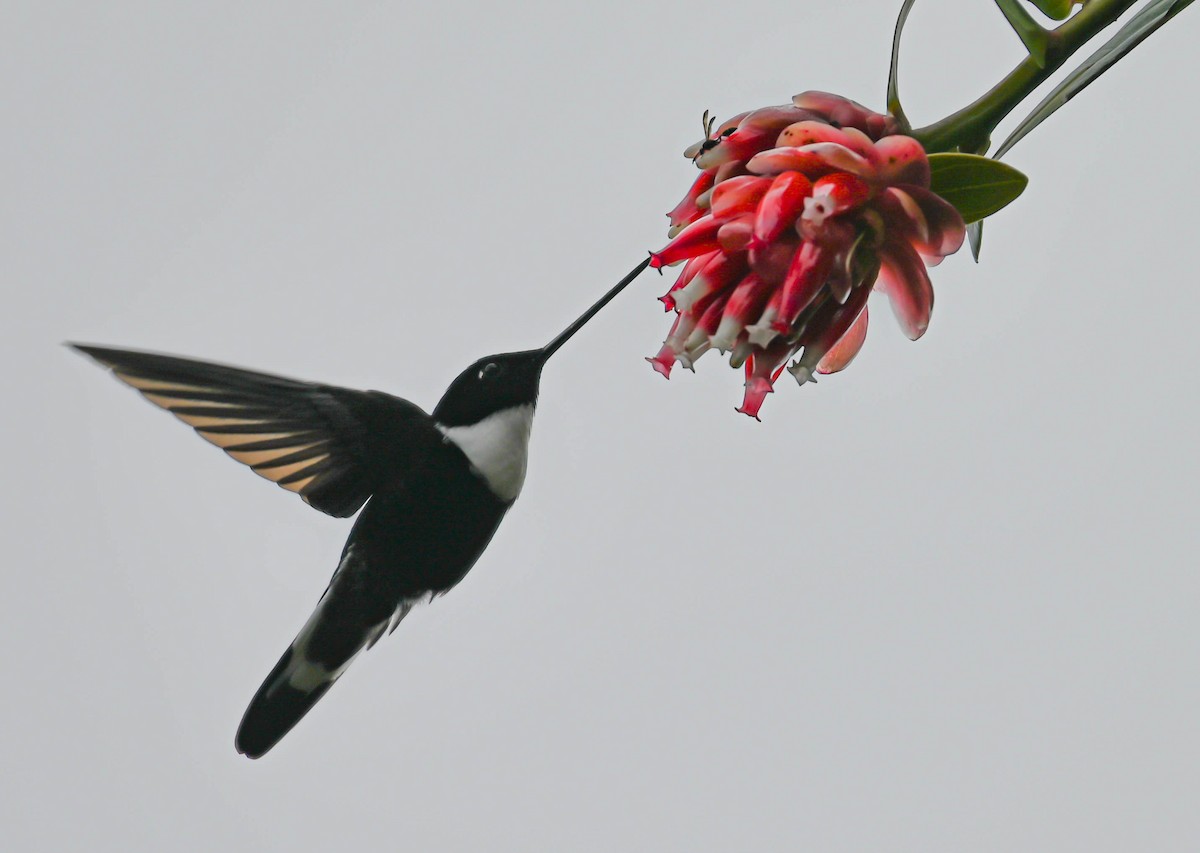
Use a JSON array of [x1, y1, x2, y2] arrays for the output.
[[4, 2, 1199, 850]]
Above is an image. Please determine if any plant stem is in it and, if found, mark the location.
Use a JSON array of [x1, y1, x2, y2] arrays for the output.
[[994, 0, 1051, 66], [912, 0, 1139, 153]]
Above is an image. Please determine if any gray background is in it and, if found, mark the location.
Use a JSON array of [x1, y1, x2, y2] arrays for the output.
[[4, 2, 1198, 850]]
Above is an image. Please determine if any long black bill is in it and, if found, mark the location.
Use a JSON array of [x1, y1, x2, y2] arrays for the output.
[[540, 257, 651, 362]]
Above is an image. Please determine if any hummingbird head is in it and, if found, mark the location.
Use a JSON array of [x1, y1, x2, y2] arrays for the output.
[[432, 349, 547, 428], [432, 258, 652, 429]]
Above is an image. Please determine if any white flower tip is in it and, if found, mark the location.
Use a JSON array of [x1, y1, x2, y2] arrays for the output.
[[683, 341, 711, 368], [788, 361, 815, 387], [711, 317, 742, 353], [728, 341, 753, 369], [745, 323, 778, 349], [671, 289, 698, 315], [802, 191, 835, 228]]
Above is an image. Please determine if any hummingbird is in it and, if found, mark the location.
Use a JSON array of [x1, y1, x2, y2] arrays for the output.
[[71, 258, 648, 759]]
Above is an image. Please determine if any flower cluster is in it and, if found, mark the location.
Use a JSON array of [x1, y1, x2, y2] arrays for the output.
[[647, 91, 966, 419]]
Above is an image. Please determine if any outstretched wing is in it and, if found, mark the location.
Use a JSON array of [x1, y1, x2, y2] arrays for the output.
[[71, 343, 438, 518]]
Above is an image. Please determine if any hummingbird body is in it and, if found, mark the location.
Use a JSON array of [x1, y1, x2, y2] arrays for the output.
[[72, 344, 546, 758], [70, 258, 648, 758], [240, 405, 537, 758]]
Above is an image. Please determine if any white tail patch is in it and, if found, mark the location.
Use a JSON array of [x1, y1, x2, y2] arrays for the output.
[[286, 656, 342, 692], [283, 557, 436, 690]]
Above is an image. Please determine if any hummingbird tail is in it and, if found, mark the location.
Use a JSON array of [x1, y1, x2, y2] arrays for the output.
[[235, 546, 420, 758], [235, 643, 341, 759], [235, 582, 374, 759]]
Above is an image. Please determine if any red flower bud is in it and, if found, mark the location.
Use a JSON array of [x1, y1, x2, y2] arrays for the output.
[[773, 239, 841, 334], [789, 284, 872, 386], [751, 171, 813, 249], [670, 251, 748, 314], [657, 251, 717, 312], [717, 216, 755, 253], [736, 339, 797, 420], [650, 215, 723, 269], [791, 91, 899, 139], [666, 171, 717, 236], [712, 273, 774, 353], [777, 121, 879, 164], [877, 238, 934, 341], [710, 175, 773, 222], [816, 304, 869, 375], [873, 135, 931, 188]]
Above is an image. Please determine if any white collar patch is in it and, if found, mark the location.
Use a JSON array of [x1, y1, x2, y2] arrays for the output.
[[437, 405, 534, 502]]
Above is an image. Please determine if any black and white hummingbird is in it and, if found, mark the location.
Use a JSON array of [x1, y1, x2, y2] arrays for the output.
[[71, 259, 648, 758]]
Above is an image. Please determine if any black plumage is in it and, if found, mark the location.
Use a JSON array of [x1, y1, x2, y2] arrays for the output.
[[71, 343, 540, 758], [69, 257, 650, 758]]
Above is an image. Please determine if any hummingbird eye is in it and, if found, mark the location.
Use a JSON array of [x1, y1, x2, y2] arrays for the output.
[[478, 362, 501, 380]]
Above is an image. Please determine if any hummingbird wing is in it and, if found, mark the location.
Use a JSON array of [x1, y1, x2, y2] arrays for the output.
[[70, 343, 442, 518]]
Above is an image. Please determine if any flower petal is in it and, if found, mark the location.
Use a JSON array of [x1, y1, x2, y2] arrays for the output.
[[717, 216, 755, 253], [748, 143, 873, 180], [873, 135, 931, 188], [685, 291, 734, 350], [816, 304, 869, 374], [803, 143, 876, 179], [790, 284, 872, 385], [658, 251, 719, 312], [645, 343, 676, 379], [896, 184, 967, 258], [777, 120, 878, 163], [746, 146, 833, 178], [774, 239, 839, 333], [667, 170, 717, 233], [791, 91, 898, 139], [745, 286, 785, 348], [735, 377, 772, 421], [671, 251, 748, 314], [875, 187, 930, 247], [677, 339, 711, 371], [728, 335, 754, 369], [752, 171, 812, 249], [650, 215, 723, 269], [714, 160, 750, 184], [840, 126, 884, 166], [710, 175, 773, 223], [825, 258, 853, 305], [801, 171, 868, 236], [736, 339, 797, 420], [712, 273, 774, 352], [749, 232, 800, 284], [878, 238, 934, 340]]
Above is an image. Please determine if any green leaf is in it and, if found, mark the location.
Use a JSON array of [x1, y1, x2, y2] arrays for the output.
[[1026, 0, 1078, 21], [886, 0, 919, 130], [994, 0, 1195, 159], [927, 153, 1028, 224], [968, 221, 983, 262]]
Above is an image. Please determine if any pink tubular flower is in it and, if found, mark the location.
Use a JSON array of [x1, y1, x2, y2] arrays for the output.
[[648, 91, 965, 418]]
